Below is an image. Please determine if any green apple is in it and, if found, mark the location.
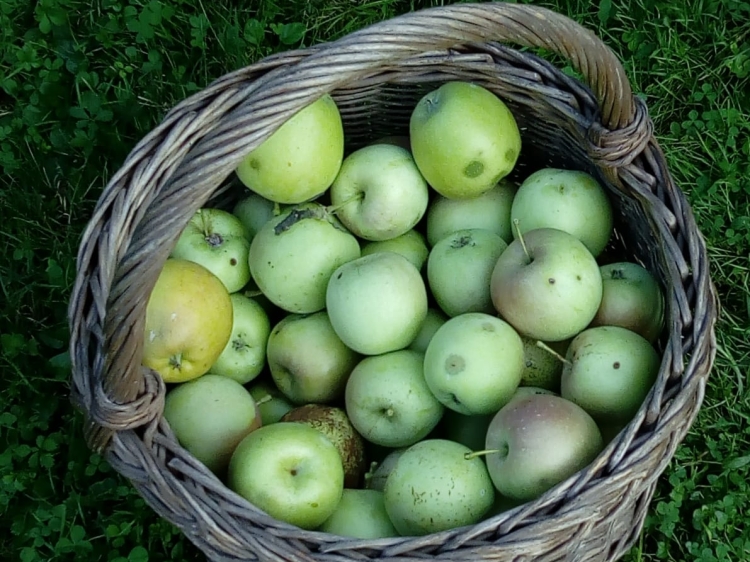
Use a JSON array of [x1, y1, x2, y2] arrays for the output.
[[426, 179, 517, 246], [427, 229, 508, 317], [164, 374, 261, 475], [369, 135, 412, 151], [361, 229, 429, 271], [409, 81, 521, 200], [484, 394, 603, 502], [326, 252, 428, 355], [209, 294, 270, 384], [518, 336, 570, 391], [319, 489, 399, 539], [424, 313, 525, 415], [143, 259, 233, 383], [345, 350, 444, 448], [330, 143, 429, 241], [248, 382, 294, 425], [171, 208, 252, 293], [365, 448, 407, 491], [384, 439, 495, 536], [590, 262, 665, 343], [248, 203, 361, 314], [232, 193, 283, 240], [267, 311, 360, 405], [440, 409, 493, 453], [281, 404, 366, 489], [490, 228, 603, 342], [560, 326, 661, 425], [511, 168, 613, 257], [235, 94, 345, 204], [228, 422, 344, 530], [408, 307, 449, 354]]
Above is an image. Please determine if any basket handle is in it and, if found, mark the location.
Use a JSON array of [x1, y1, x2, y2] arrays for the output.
[[72, 2, 642, 452]]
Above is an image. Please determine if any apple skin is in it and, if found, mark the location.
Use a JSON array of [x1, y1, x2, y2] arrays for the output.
[[235, 94, 345, 205], [232, 193, 283, 241], [361, 229, 429, 272], [410, 81, 521, 200], [424, 313, 525, 416], [560, 326, 661, 426], [326, 252, 428, 355], [590, 262, 665, 343], [281, 404, 366, 489], [319, 489, 399, 539], [209, 294, 270, 385], [330, 143, 429, 241], [345, 350, 444, 448], [408, 308, 449, 354], [427, 228, 508, 317], [171, 208, 252, 293], [248, 203, 361, 314], [518, 336, 570, 392], [228, 422, 345, 530], [266, 311, 361, 405], [511, 168, 613, 257], [490, 228, 603, 342], [143, 258, 233, 384], [484, 394, 603, 502], [248, 382, 294, 426], [163, 375, 261, 476], [365, 448, 408, 491], [383, 439, 495, 536], [426, 179, 517, 246]]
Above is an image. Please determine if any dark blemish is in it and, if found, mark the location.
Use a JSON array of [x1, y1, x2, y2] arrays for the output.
[[610, 268, 626, 280], [230, 258, 237, 266], [445, 354, 465, 375], [249, 158, 260, 170], [290, 469, 298, 476], [482, 322, 495, 332], [274, 208, 316, 235], [336, 272, 343, 280], [206, 232, 223, 247], [464, 160, 484, 178], [505, 149, 516, 163], [576, 275, 582, 281], [613, 362, 621, 369], [450, 234, 473, 249], [548, 278, 556, 284], [526, 360, 533, 368]]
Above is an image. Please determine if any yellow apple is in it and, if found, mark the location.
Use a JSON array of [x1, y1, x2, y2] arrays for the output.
[[143, 258, 233, 383], [235, 94, 345, 205]]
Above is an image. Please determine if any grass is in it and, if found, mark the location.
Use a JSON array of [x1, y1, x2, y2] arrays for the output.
[[1, 0, 748, 560]]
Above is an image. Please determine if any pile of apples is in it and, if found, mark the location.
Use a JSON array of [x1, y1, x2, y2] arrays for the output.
[[143, 81, 666, 539]]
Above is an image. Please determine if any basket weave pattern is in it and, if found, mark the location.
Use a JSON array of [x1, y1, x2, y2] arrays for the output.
[[69, 4, 718, 561]]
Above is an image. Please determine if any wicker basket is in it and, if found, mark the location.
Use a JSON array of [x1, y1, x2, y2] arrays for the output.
[[68, 3, 719, 561]]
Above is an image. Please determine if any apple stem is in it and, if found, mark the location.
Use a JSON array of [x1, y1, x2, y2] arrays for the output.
[[254, 394, 274, 406], [464, 449, 501, 460], [535, 341, 571, 366], [513, 219, 532, 264], [327, 192, 363, 215]]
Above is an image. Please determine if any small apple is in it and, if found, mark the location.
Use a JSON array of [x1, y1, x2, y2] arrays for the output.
[[249, 203, 361, 314], [408, 308, 449, 354], [511, 168, 613, 257], [426, 179, 517, 246], [484, 394, 603, 502], [228, 422, 345, 530], [427, 229, 508, 317], [143, 259, 233, 383], [235, 94, 345, 205], [232, 193, 283, 240], [326, 252, 428, 355], [424, 313, 525, 415], [330, 143, 429, 241], [384, 439, 495, 536], [209, 294, 270, 385], [170, 208, 252, 293], [248, 382, 294, 425], [365, 448, 408, 491], [410, 81, 521, 200], [164, 374, 261, 475], [590, 262, 665, 343], [345, 350, 444, 448], [266, 311, 361, 405], [319, 489, 399, 539], [361, 229, 429, 271], [490, 228, 603, 342], [560, 326, 661, 426], [518, 336, 570, 392], [281, 404, 366, 488]]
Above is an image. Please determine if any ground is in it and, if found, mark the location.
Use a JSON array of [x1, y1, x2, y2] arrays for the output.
[[1, 0, 748, 561]]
